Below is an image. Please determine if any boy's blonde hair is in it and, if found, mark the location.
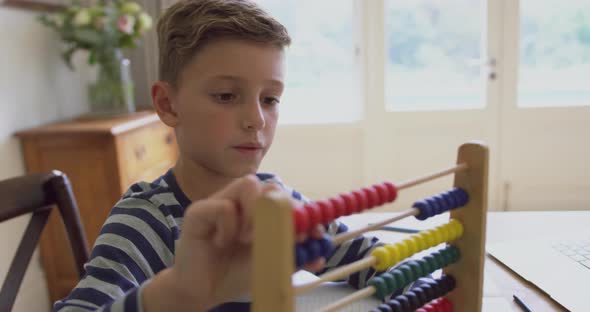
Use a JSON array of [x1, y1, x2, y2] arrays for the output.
[[157, 0, 291, 87]]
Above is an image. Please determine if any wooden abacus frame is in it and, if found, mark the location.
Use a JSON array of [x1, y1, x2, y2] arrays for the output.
[[252, 142, 489, 312]]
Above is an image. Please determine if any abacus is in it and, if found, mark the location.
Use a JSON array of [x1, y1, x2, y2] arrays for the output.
[[252, 142, 489, 312]]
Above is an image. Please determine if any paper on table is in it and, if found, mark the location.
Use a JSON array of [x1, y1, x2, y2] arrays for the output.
[[482, 297, 513, 312], [293, 270, 382, 311]]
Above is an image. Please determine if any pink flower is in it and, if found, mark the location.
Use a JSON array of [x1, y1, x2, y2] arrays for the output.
[[117, 15, 136, 35]]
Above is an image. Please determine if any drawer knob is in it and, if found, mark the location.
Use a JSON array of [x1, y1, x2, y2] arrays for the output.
[[135, 145, 147, 160], [165, 133, 174, 145]]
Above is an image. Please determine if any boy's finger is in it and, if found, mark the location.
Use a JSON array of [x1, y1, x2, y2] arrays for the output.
[[183, 198, 239, 246], [302, 257, 326, 273]]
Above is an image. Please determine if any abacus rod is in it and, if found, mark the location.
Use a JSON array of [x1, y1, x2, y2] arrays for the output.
[[319, 287, 375, 312], [331, 208, 419, 246], [294, 256, 377, 295], [396, 163, 468, 190]]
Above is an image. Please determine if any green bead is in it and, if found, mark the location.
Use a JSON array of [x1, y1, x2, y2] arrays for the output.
[[369, 277, 388, 300], [392, 269, 406, 290], [442, 248, 454, 265], [433, 252, 446, 267], [399, 264, 415, 285], [424, 255, 439, 270], [453, 246, 461, 262], [380, 272, 396, 294], [418, 258, 431, 274], [408, 260, 424, 277]]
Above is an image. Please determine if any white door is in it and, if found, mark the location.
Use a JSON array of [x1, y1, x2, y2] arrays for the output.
[[363, 0, 504, 211], [498, 0, 590, 211]]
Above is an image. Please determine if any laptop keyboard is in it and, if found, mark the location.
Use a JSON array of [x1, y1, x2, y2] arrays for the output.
[[553, 238, 590, 270]]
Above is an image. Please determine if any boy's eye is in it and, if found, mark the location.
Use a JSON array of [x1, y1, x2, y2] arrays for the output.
[[213, 93, 236, 103], [264, 97, 280, 106]]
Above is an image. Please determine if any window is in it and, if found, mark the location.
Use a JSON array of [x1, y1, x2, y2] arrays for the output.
[[518, 0, 590, 107], [385, 0, 485, 111], [255, 0, 361, 124]]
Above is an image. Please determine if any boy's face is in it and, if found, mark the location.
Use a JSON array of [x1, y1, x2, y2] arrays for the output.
[[155, 39, 285, 178]]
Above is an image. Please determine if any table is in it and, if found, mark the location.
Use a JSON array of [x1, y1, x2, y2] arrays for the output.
[[338, 211, 590, 312]]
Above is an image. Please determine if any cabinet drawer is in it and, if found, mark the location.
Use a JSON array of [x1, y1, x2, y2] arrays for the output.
[[118, 124, 177, 185]]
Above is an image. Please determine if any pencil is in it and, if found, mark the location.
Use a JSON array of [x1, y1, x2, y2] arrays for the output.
[[513, 294, 533, 312]]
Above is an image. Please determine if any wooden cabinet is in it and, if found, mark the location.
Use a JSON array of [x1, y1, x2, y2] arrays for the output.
[[15, 111, 178, 304]]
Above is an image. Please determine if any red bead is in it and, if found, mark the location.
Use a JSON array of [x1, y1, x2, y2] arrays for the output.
[[316, 200, 335, 224], [340, 193, 358, 215], [439, 298, 452, 312], [372, 183, 388, 206], [304, 203, 322, 229], [293, 208, 309, 234], [362, 186, 380, 209], [383, 181, 398, 202], [422, 304, 436, 312], [329, 197, 347, 219], [416, 309, 428, 312], [351, 190, 368, 212]]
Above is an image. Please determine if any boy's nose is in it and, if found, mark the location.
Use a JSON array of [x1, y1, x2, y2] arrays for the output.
[[241, 101, 265, 131]]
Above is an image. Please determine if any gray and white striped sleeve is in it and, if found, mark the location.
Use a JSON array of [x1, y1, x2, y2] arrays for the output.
[[53, 196, 176, 312]]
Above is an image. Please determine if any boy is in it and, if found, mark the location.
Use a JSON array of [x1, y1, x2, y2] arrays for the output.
[[54, 0, 380, 311]]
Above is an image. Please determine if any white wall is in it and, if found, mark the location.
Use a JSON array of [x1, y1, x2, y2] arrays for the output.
[[0, 7, 92, 311]]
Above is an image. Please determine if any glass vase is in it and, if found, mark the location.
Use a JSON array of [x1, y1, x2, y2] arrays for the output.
[[88, 49, 135, 117]]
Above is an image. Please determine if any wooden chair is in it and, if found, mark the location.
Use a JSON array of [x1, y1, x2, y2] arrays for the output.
[[0, 170, 89, 311]]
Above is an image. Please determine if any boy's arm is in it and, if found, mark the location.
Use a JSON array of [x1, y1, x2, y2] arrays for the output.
[[318, 220, 383, 289], [54, 196, 176, 312]]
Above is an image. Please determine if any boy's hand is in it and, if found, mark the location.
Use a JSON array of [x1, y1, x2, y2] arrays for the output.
[[143, 175, 326, 312]]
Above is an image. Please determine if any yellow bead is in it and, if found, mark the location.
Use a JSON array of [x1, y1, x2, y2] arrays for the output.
[[427, 229, 442, 246], [412, 234, 426, 252], [446, 222, 457, 241], [403, 238, 417, 255], [395, 241, 409, 259], [419, 231, 434, 249], [371, 247, 391, 271], [385, 244, 400, 266], [437, 225, 449, 242], [450, 219, 464, 239]]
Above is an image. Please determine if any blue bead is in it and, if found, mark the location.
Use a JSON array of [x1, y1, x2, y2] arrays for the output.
[[413, 200, 431, 220], [456, 188, 469, 206], [426, 198, 440, 216], [433, 194, 449, 213], [443, 189, 457, 208], [319, 237, 334, 258], [306, 239, 322, 260], [295, 244, 308, 267], [450, 189, 464, 208]]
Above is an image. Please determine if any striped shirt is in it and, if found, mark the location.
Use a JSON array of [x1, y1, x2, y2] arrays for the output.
[[54, 169, 381, 312]]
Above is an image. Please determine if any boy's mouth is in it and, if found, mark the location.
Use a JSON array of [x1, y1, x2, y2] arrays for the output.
[[233, 143, 263, 154]]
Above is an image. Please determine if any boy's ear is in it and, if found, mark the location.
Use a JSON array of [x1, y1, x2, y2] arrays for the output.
[[151, 81, 180, 127]]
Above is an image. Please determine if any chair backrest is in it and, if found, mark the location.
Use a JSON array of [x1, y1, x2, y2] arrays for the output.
[[0, 170, 89, 311]]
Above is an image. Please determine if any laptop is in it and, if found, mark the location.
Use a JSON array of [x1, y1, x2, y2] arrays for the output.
[[487, 232, 590, 312]]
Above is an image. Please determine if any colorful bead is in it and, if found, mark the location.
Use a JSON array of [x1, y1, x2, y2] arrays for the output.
[[396, 295, 411, 311], [403, 238, 417, 255], [380, 272, 397, 294], [372, 246, 392, 271], [372, 183, 389, 206], [419, 231, 435, 249], [427, 229, 443, 246], [398, 264, 415, 285], [293, 208, 309, 234], [412, 234, 427, 252], [303, 203, 322, 230], [329, 197, 347, 219], [407, 260, 424, 278], [340, 193, 358, 215], [369, 277, 389, 300], [383, 181, 398, 202], [449, 219, 464, 239], [386, 301, 403, 312], [352, 190, 368, 212], [436, 225, 449, 242], [395, 241, 409, 260], [405, 291, 421, 310], [376, 304, 393, 312], [385, 244, 401, 265], [315, 200, 335, 224], [392, 270, 406, 291], [362, 187, 380, 208]]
